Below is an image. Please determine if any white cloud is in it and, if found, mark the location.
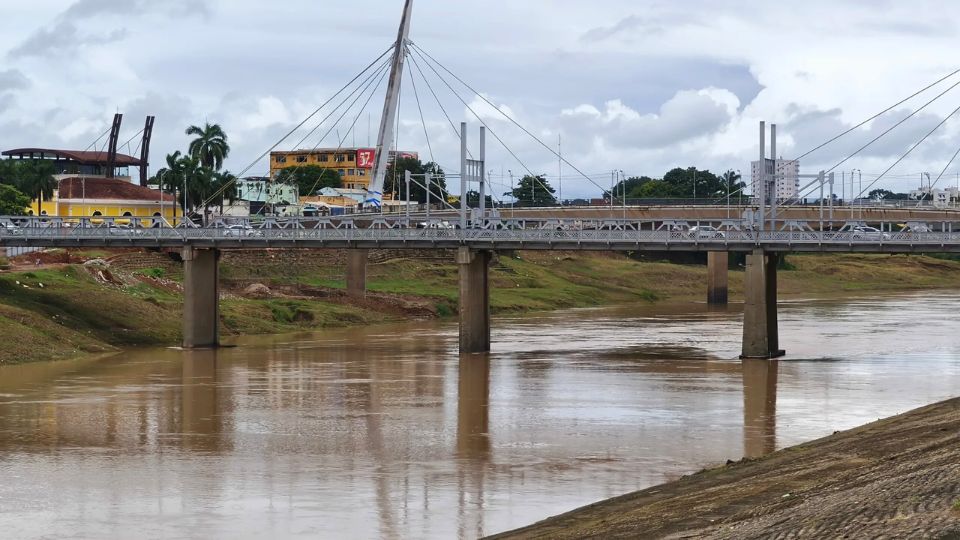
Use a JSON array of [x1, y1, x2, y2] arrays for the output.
[[0, 0, 959, 197]]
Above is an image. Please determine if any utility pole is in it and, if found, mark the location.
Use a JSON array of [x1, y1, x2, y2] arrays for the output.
[[558, 134, 563, 207]]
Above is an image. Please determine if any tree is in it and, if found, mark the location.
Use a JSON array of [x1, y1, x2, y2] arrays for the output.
[[662, 167, 728, 199], [0, 160, 20, 187], [0, 184, 31, 215], [385, 157, 447, 204], [186, 123, 230, 171], [212, 171, 238, 215], [16, 160, 57, 215], [605, 176, 654, 201], [504, 174, 556, 207], [275, 165, 342, 196], [464, 190, 493, 208], [720, 170, 746, 196]]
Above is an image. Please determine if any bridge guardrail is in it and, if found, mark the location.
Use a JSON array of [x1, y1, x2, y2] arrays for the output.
[[2, 216, 960, 251]]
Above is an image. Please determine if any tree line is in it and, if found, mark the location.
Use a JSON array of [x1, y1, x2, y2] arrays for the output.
[[0, 160, 54, 215]]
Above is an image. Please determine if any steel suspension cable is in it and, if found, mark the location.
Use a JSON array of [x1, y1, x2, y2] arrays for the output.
[[407, 53, 435, 164], [854, 102, 960, 200], [196, 44, 396, 210], [253, 59, 393, 215], [407, 52, 471, 159], [408, 46, 558, 203], [789, 77, 960, 203], [793, 68, 960, 162], [410, 41, 609, 196]]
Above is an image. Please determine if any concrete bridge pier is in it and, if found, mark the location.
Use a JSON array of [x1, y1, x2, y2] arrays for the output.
[[182, 247, 220, 349], [457, 247, 491, 354], [741, 249, 784, 359], [346, 249, 369, 298], [707, 252, 729, 305]]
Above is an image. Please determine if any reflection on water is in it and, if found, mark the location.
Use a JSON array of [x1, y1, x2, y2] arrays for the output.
[[0, 293, 959, 538], [743, 359, 778, 458]]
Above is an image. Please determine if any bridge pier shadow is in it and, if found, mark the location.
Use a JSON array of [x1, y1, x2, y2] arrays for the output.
[[742, 358, 778, 458]]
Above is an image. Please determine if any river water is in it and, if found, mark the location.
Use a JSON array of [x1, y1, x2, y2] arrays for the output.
[[1, 292, 959, 539]]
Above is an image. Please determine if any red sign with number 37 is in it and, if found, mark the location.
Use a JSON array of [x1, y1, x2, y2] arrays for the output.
[[357, 149, 376, 169]]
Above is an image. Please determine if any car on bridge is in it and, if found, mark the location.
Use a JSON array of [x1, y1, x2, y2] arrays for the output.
[[222, 224, 263, 238], [849, 225, 891, 241], [688, 225, 725, 239]]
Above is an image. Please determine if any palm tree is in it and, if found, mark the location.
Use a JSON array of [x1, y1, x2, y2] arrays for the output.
[[213, 170, 238, 215], [186, 123, 230, 171], [17, 160, 57, 216]]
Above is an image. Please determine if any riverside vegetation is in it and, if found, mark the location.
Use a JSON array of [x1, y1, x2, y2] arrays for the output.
[[4, 248, 960, 365]]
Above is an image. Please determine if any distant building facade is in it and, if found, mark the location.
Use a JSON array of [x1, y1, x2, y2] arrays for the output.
[[751, 159, 800, 201], [269, 148, 418, 192]]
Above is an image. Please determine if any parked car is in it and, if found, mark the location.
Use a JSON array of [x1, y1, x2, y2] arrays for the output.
[[688, 225, 725, 239]]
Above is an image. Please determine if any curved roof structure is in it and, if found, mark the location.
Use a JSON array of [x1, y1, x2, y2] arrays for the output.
[[58, 177, 174, 202], [1, 148, 142, 166]]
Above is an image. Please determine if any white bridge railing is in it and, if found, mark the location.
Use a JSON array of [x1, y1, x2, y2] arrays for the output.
[[0, 215, 958, 250]]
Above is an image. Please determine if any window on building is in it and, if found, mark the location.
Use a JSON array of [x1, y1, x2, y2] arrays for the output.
[[275, 155, 287, 164], [335, 154, 346, 163], [348, 153, 356, 162], [347, 169, 356, 176], [296, 156, 307, 163], [358, 170, 366, 176], [319, 154, 329, 162], [338, 169, 346, 176]]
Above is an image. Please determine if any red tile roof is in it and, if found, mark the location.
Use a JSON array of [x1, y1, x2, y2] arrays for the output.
[[58, 177, 174, 202]]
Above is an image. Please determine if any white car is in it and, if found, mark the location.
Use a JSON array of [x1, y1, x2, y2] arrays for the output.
[[850, 225, 891, 241], [688, 225, 725, 239], [223, 224, 262, 237]]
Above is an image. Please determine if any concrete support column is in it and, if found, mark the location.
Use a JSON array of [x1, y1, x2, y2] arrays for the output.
[[182, 247, 220, 349], [346, 249, 369, 299], [457, 247, 491, 354], [741, 249, 784, 359], [707, 251, 729, 305]]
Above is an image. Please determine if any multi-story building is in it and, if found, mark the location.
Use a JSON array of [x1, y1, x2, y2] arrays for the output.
[[269, 148, 418, 192], [751, 159, 799, 201]]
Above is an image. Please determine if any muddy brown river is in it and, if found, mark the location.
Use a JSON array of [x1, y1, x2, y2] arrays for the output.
[[1, 293, 959, 538]]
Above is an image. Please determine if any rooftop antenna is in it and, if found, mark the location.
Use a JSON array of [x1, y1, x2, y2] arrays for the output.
[[366, 0, 413, 209]]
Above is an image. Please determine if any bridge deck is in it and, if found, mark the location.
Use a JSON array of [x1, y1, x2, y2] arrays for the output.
[[4, 216, 960, 253]]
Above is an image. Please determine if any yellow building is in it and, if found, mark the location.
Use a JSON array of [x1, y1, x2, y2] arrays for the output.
[[270, 148, 418, 192], [31, 177, 178, 223]]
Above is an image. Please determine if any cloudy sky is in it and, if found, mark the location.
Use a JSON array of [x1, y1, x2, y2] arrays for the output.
[[1, 0, 958, 199]]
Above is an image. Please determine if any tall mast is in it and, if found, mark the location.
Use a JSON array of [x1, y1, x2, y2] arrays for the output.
[[366, 0, 413, 209]]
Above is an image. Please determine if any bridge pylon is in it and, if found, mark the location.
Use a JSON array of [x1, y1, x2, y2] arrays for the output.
[[182, 247, 220, 349], [740, 249, 784, 359], [457, 247, 491, 354]]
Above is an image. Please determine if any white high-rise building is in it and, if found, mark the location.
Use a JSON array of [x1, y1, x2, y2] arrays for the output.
[[751, 159, 800, 201]]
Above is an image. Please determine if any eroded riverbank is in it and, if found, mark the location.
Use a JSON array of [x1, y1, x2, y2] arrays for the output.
[[5, 248, 960, 365], [490, 397, 960, 539]]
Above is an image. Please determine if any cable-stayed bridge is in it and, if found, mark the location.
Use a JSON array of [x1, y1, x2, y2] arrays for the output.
[[9, 0, 960, 361]]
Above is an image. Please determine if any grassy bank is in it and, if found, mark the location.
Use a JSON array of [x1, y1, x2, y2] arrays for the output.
[[2, 250, 960, 365]]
